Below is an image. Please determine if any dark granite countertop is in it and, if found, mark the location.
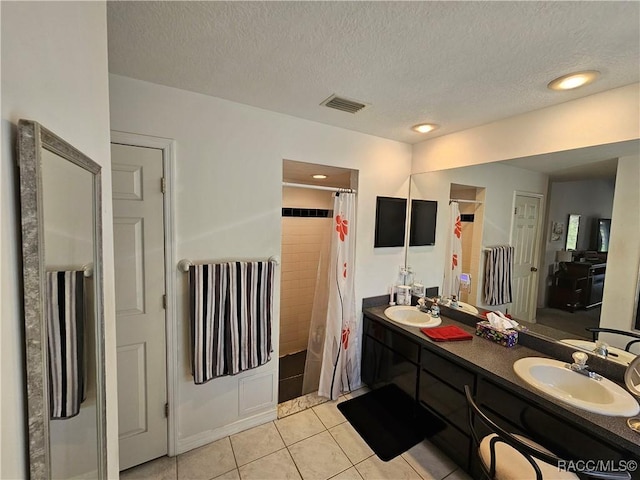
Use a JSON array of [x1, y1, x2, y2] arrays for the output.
[[363, 304, 640, 458]]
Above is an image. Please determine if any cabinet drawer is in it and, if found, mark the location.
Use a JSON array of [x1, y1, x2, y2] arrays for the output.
[[421, 348, 475, 393], [364, 317, 420, 363], [476, 378, 629, 463], [419, 370, 469, 433]]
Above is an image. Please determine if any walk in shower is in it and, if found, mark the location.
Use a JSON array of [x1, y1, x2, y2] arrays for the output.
[[279, 160, 356, 403]]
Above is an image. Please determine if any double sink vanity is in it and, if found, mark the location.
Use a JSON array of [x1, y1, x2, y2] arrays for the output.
[[361, 297, 640, 478]]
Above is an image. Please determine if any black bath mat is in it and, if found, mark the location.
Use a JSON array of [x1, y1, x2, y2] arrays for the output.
[[337, 384, 446, 461]]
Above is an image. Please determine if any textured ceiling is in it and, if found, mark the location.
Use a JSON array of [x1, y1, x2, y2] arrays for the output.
[[107, 1, 640, 145]]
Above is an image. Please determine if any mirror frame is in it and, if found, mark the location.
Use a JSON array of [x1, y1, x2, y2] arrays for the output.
[[18, 119, 106, 479]]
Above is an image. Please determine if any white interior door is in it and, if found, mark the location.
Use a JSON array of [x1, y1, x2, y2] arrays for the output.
[[112, 143, 168, 470], [510, 193, 542, 321]]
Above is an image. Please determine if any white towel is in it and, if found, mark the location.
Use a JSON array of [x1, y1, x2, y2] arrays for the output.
[[190, 261, 275, 384], [483, 246, 514, 305], [46, 271, 85, 419]]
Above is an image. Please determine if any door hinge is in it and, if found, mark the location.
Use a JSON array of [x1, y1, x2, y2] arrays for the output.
[[162, 294, 167, 309], [161, 177, 166, 194], [164, 403, 169, 418], [514, 207, 517, 215]]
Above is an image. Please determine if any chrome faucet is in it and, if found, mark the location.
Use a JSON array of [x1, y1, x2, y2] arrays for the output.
[[566, 351, 602, 380], [416, 295, 430, 313], [592, 341, 609, 359]]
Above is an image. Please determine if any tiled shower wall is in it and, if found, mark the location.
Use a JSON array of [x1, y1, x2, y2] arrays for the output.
[[280, 187, 333, 356]]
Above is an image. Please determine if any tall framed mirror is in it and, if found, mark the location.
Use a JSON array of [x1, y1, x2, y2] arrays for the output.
[[18, 120, 106, 479]]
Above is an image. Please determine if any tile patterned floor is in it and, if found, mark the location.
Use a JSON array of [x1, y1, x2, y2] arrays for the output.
[[121, 389, 472, 480]]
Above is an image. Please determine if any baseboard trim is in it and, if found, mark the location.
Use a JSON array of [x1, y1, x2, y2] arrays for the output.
[[176, 409, 277, 454]]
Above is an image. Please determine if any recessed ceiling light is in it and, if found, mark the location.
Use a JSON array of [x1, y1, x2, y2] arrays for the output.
[[412, 123, 439, 134], [547, 71, 600, 91], [312, 174, 327, 179]]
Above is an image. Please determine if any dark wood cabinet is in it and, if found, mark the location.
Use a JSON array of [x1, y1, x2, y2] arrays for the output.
[[362, 315, 475, 470], [418, 348, 475, 470], [475, 378, 632, 471], [361, 311, 640, 478], [550, 261, 606, 311], [362, 316, 420, 398]]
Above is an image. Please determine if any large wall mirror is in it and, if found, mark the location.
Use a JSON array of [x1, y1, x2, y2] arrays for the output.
[[406, 139, 640, 367], [18, 120, 106, 479]]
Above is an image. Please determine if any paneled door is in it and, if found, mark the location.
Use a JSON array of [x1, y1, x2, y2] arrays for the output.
[[112, 143, 167, 470], [510, 193, 542, 322]]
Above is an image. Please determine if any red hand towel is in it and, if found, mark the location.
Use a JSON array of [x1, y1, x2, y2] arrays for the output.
[[421, 325, 473, 341]]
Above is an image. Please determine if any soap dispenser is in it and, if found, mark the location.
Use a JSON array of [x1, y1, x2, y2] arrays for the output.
[[430, 297, 441, 318]]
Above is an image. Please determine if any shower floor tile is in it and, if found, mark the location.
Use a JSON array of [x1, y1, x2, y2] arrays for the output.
[[279, 350, 307, 380], [279, 375, 304, 403], [278, 350, 307, 403]]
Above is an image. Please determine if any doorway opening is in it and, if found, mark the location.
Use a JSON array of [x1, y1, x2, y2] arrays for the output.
[[449, 184, 485, 305], [279, 160, 357, 403]]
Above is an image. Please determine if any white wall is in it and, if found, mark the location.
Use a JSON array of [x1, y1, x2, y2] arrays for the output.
[[408, 163, 548, 310], [547, 178, 616, 251], [600, 156, 640, 340], [539, 178, 616, 307], [1, 2, 117, 478], [108, 74, 412, 451], [412, 83, 640, 173]]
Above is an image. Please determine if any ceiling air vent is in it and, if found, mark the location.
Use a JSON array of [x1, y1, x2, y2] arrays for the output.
[[321, 94, 368, 114]]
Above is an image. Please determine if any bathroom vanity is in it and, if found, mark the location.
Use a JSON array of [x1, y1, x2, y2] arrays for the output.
[[362, 304, 640, 478]]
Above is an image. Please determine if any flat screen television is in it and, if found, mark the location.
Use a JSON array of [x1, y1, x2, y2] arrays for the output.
[[594, 218, 611, 253], [409, 199, 438, 246], [374, 196, 407, 248]]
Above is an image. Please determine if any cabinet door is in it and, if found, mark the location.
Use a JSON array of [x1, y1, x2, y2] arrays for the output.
[[419, 370, 469, 433], [362, 335, 418, 398], [476, 378, 632, 464], [588, 273, 605, 306]]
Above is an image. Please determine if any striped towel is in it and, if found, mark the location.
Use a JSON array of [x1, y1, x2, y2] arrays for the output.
[[190, 261, 275, 384], [46, 271, 85, 419], [483, 246, 514, 305]]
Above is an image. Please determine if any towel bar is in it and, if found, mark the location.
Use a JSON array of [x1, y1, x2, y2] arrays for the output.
[[178, 256, 280, 273]]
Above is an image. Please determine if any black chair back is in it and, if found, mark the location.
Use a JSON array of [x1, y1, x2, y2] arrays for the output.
[[463, 385, 630, 480]]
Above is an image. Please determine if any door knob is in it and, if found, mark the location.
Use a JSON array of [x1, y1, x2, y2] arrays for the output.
[[531, 267, 538, 272]]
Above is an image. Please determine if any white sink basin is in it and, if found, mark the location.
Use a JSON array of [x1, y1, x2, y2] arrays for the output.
[[513, 357, 639, 417], [446, 301, 479, 315], [560, 339, 636, 366], [384, 305, 442, 328]]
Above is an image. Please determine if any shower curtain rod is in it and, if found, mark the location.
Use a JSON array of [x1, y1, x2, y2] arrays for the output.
[[449, 199, 483, 204], [282, 182, 356, 194]]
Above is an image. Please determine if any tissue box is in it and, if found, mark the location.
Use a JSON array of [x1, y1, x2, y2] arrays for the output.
[[475, 321, 518, 347]]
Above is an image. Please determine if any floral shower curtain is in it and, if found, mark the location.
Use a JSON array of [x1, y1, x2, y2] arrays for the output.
[[318, 192, 358, 400], [443, 201, 462, 298]]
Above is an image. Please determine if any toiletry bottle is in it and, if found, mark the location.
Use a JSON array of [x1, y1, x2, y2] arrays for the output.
[[411, 280, 425, 298], [397, 286, 411, 306], [396, 265, 411, 305], [431, 297, 440, 318]]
